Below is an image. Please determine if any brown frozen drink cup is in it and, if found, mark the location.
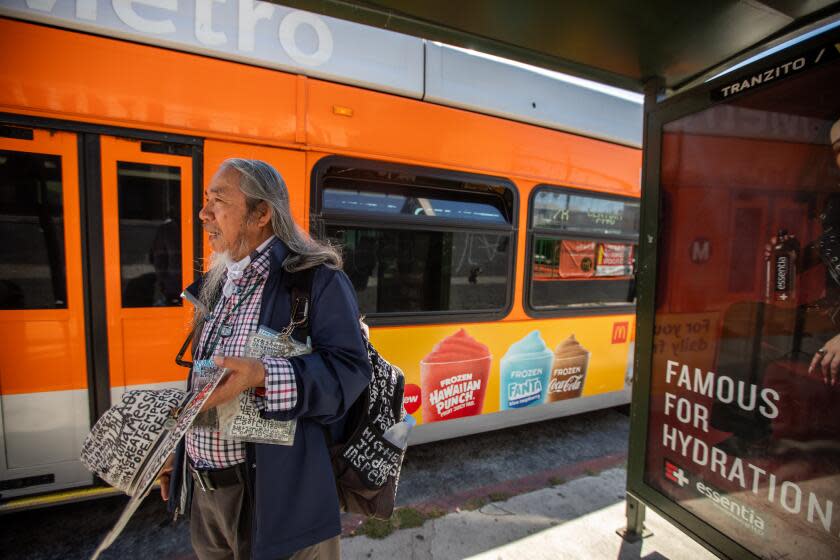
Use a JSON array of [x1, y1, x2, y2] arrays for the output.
[[548, 335, 589, 401]]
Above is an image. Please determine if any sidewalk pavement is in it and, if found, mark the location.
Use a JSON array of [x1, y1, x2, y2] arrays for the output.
[[342, 467, 718, 560]]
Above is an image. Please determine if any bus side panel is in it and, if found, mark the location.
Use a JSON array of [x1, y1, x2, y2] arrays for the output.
[[511, 179, 539, 322], [0, 130, 92, 498], [369, 315, 635, 432], [306, 79, 642, 195], [98, 137, 196, 402], [0, 19, 298, 144]]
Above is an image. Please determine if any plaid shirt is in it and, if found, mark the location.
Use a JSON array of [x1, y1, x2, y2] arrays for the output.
[[186, 239, 298, 469]]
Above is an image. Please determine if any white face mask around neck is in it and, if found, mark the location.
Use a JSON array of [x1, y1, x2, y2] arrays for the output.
[[221, 236, 274, 298]]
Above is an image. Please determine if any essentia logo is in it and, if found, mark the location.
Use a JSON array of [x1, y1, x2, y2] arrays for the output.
[[775, 255, 788, 291]]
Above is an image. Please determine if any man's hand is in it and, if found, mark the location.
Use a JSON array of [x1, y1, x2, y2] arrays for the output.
[[764, 233, 795, 260], [201, 356, 266, 411], [810, 333, 840, 386], [159, 454, 175, 501]]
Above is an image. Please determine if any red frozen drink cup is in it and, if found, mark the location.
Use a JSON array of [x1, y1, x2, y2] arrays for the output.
[[420, 329, 492, 423]]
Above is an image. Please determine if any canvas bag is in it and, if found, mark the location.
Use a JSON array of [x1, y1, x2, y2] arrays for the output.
[[286, 268, 407, 519]]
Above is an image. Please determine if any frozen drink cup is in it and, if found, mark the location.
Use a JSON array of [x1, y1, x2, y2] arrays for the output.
[[420, 329, 491, 423], [500, 330, 553, 409], [548, 335, 589, 401]]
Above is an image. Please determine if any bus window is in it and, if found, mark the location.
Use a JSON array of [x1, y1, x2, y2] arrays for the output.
[[0, 151, 66, 310], [315, 159, 516, 322], [527, 186, 639, 312], [116, 162, 183, 308]]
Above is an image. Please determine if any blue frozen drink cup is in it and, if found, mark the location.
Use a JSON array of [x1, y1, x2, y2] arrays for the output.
[[500, 331, 553, 409]]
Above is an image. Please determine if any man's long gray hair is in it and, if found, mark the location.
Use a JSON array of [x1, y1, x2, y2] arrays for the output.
[[197, 158, 342, 320], [224, 158, 342, 271]]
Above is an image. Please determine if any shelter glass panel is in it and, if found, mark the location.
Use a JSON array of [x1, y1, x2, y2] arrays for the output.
[[643, 47, 840, 560]]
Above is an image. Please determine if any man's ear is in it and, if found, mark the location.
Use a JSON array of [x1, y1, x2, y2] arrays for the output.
[[256, 201, 272, 228]]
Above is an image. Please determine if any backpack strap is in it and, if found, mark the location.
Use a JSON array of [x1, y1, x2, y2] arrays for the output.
[[282, 266, 316, 344], [282, 266, 343, 449]]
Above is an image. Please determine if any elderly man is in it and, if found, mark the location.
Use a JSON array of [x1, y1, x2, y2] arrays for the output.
[[161, 159, 371, 560]]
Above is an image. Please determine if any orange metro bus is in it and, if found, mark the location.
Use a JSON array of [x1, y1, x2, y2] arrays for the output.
[[0, 3, 642, 506]]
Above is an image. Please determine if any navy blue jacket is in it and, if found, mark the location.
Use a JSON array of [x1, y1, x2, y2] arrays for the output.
[[170, 239, 371, 558]]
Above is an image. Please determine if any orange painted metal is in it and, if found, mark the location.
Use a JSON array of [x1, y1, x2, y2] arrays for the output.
[[0, 18, 640, 197], [305, 79, 641, 196], [0, 19, 298, 145], [0, 130, 87, 394], [99, 136, 194, 388]]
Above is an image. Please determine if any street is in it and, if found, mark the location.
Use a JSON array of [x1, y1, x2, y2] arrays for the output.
[[1, 408, 630, 560]]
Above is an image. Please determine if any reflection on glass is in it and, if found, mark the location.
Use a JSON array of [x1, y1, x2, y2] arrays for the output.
[[532, 190, 639, 236], [530, 237, 636, 308], [117, 162, 182, 308], [532, 238, 635, 280], [323, 184, 508, 224], [0, 151, 66, 310], [327, 226, 510, 314], [643, 49, 840, 560]]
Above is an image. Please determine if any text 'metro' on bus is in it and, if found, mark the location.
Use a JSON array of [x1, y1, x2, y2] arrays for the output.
[[0, 2, 641, 503]]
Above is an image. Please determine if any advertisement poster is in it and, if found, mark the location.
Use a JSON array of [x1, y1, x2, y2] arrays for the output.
[[558, 240, 596, 278], [370, 314, 635, 424], [644, 45, 840, 560], [595, 243, 634, 277]]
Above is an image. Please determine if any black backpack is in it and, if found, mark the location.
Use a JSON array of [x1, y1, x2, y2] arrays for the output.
[[286, 268, 407, 519]]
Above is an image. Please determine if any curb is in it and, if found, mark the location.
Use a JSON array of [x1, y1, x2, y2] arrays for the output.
[[341, 451, 628, 536]]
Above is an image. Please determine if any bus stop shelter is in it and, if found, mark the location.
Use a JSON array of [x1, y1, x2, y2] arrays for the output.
[[277, 2, 840, 559], [276, 1, 839, 95]]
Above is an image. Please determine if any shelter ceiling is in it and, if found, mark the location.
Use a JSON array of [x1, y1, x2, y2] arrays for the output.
[[276, 0, 840, 92]]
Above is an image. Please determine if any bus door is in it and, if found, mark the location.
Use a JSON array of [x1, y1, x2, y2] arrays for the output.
[[99, 136, 195, 403], [0, 128, 90, 498]]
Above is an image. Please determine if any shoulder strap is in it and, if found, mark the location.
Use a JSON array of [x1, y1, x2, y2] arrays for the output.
[[283, 266, 316, 343]]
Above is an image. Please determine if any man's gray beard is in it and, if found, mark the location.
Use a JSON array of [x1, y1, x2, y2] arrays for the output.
[[197, 251, 232, 322], [196, 228, 252, 321]]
